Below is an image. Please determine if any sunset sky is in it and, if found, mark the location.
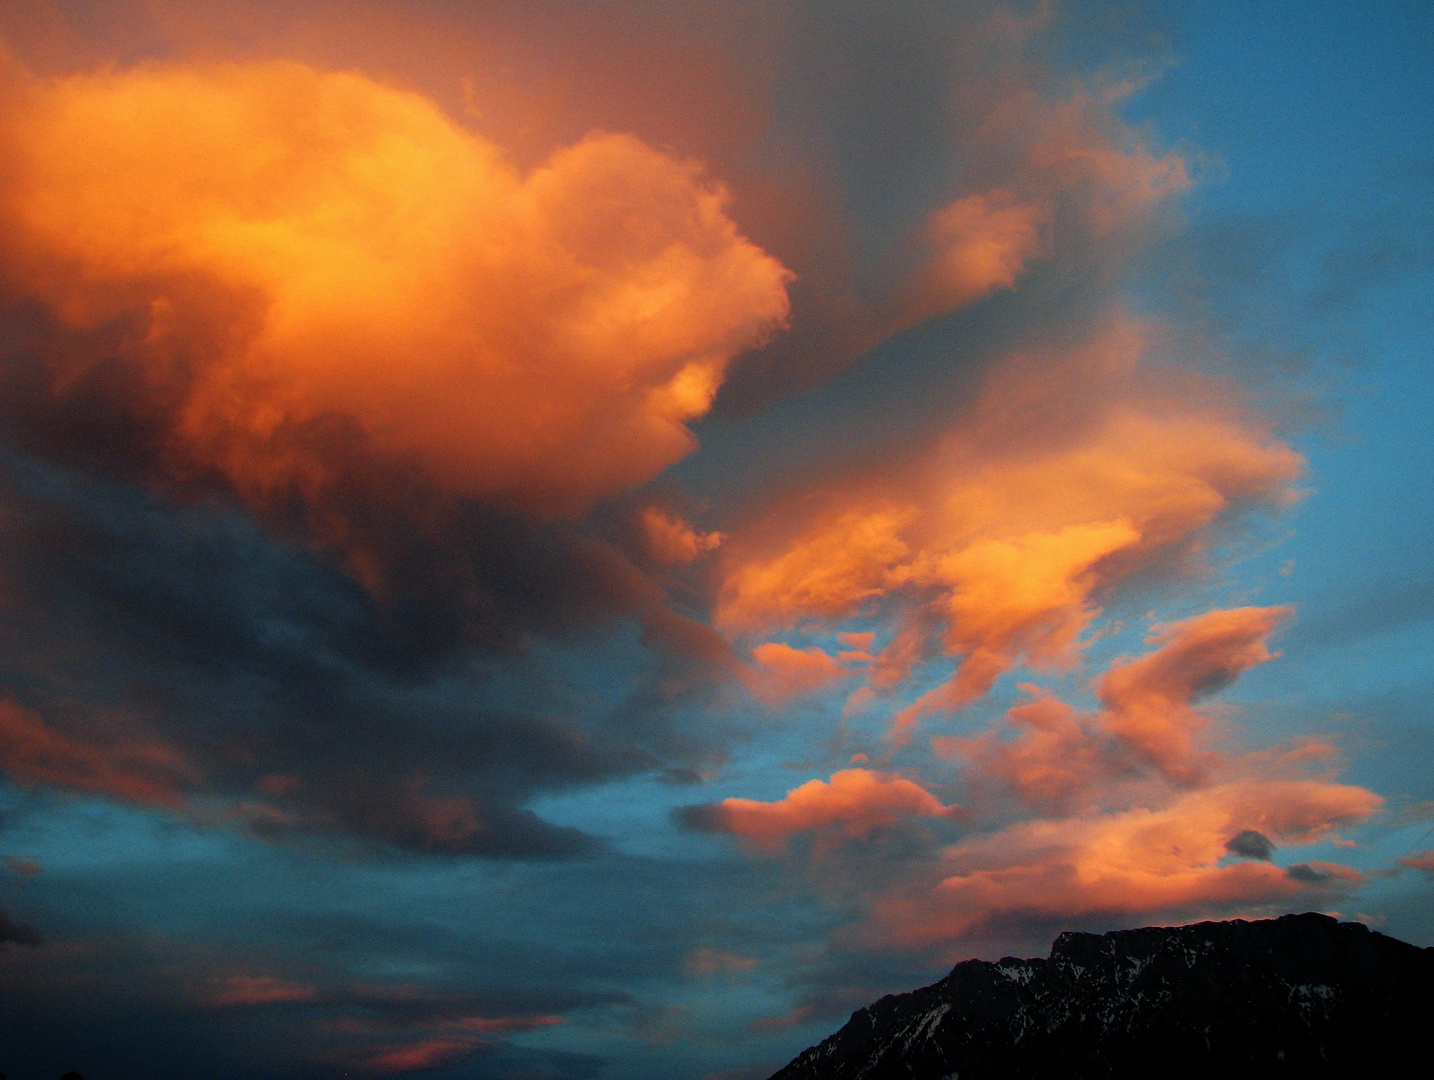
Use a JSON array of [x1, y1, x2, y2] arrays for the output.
[[0, 2, 1431, 1078]]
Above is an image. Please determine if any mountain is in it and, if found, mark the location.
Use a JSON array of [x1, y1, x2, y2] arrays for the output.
[[769, 913, 1433, 1079]]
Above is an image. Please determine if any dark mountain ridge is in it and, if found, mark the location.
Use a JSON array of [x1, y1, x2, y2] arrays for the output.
[[770, 912, 1433, 1079]]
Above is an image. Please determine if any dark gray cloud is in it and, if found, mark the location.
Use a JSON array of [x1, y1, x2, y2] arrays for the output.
[[0, 906, 41, 946], [1226, 830, 1276, 861], [0, 427, 726, 856]]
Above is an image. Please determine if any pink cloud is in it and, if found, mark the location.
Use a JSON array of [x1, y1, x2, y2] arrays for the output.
[[746, 642, 849, 705], [694, 768, 961, 853]]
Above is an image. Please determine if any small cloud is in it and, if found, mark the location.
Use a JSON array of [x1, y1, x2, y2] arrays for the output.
[[1226, 830, 1276, 861], [1397, 850, 1434, 873], [677, 768, 960, 853], [1285, 861, 1363, 886], [746, 642, 849, 705], [3, 856, 41, 877], [641, 507, 724, 565]]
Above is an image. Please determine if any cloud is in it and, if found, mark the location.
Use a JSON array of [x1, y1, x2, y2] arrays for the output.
[[871, 778, 1381, 947], [745, 642, 849, 705], [915, 191, 1048, 312], [0, 453, 688, 857], [0, 52, 780, 860], [717, 320, 1304, 742], [937, 606, 1295, 805], [1397, 850, 1434, 873], [0, 56, 790, 515], [1096, 606, 1293, 782], [678, 768, 960, 853], [705, 601, 1381, 959], [709, 4, 1191, 412], [936, 688, 1112, 809], [0, 924, 583, 1079], [1225, 829, 1276, 861], [0, 698, 195, 808], [0, 907, 42, 946], [640, 506, 724, 566]]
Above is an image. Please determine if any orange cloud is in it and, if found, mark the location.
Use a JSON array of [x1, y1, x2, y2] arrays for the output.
[[874, 778, 1381, 947], [691, 768, 959, 852], [1097, 606, 1293, 781], [641, 506, 723, 565], [896, 190, 1048, 330], [937, 689, 1111, 809], [939, 605, 1295, 805], [746, 642, 848, 705], [717, 321, 1303, 740], [719, 506, 917, 631], [0, 58, 790, 514], [0, 699, 193, 808], [1019, 86, 1192, 237]]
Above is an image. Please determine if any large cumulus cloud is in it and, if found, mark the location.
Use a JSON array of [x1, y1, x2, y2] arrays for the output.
[[0, 52, 794, 855], [0, 55, 790, 513]]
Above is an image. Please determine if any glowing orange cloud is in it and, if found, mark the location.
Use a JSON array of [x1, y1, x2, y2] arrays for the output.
[[0, 58, 790, 513], [1097, 606, 1293, 781], [697, 768, 960, 852], [938, 689, 1111, 808], [718, 321, 1303, 740], [0, 699, 193, 808], [874, 778, 1381, 947], [942, 605, 1296, 802]]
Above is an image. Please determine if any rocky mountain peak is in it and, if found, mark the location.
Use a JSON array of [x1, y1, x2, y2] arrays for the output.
[[769, 913, 1432, 1079]]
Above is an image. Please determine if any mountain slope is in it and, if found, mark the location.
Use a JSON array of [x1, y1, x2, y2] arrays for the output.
[[769, 913, 1433, 1079]]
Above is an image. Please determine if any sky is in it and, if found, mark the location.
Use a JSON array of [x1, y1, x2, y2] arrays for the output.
[[0, 1, 1431, 1078]]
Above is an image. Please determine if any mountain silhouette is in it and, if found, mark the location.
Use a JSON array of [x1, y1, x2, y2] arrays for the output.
[[769, 913, 1432, 1079]]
